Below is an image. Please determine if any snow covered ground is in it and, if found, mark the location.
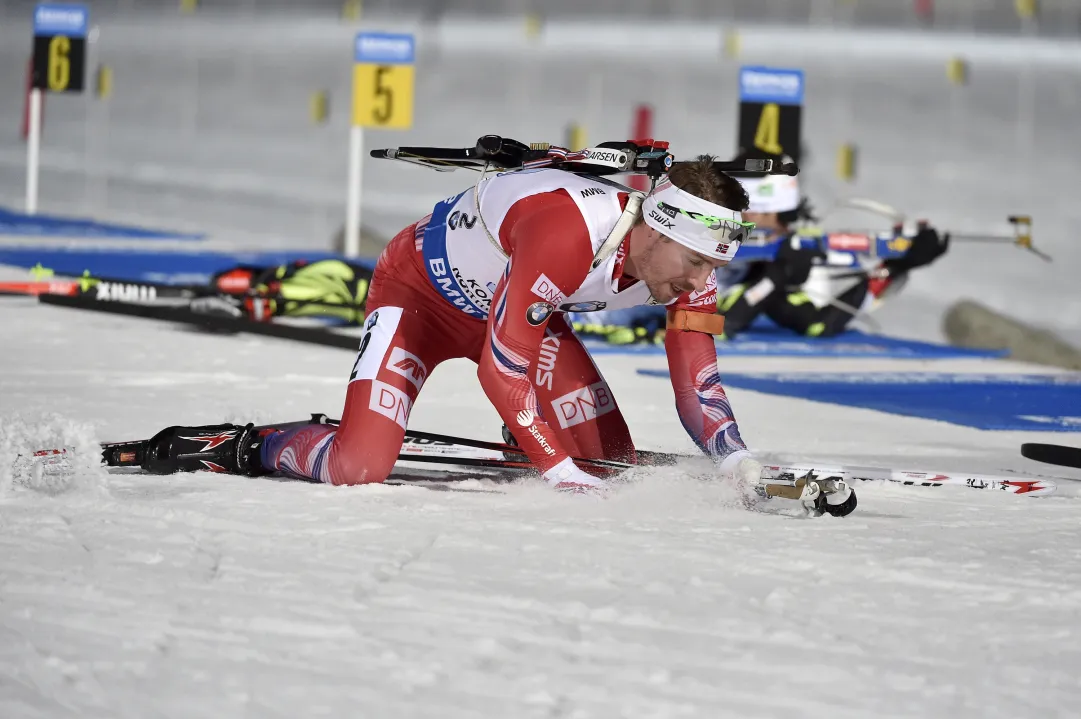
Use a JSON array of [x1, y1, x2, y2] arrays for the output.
[[3, 299, 1081, 718]]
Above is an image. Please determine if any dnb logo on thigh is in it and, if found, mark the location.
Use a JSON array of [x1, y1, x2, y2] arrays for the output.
[[552, 381, 615, 429], [369, 380, 413, 430]]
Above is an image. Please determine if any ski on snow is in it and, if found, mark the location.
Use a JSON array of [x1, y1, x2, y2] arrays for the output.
[[16, 416, 851, 514], [762, 464, 1057, 496], [15, 415, 1065, 511]]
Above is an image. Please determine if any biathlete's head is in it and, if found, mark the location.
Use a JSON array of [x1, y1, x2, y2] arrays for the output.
[[625, 155, 752, 304], [733, 149, 804, 235]]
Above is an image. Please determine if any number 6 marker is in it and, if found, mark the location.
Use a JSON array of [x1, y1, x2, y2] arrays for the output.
[[27, 2, 89, 214]]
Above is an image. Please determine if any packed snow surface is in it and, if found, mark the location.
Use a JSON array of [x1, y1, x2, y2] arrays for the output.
[[2, 300, 1080, 717]]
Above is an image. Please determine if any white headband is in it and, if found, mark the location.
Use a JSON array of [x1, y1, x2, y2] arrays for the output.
[[740, 174, 801, 214], [641, 180, 749, 261]]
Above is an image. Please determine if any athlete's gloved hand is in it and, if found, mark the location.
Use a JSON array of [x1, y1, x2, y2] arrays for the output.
[[543, 458, 610, 496], [717, 449, 765, 507], [718, 449, 763, 486], [886, 224, 950, 273]]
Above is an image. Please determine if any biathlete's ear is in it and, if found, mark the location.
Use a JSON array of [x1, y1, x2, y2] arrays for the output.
[[667, 309, 725, 335]]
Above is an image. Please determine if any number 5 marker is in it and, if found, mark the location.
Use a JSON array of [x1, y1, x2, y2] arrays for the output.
[[345, 32, 415, 258]]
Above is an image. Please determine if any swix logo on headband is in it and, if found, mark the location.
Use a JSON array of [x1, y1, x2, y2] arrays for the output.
[[648, 210, 675, 230]]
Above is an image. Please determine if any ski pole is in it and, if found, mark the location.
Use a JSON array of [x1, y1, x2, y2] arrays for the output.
[[274, 415, 681, 468]]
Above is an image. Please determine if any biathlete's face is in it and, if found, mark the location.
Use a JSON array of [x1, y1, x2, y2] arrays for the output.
[[626, 223, 728, 304]]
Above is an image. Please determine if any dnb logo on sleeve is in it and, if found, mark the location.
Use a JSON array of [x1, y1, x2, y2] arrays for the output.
[[530, 274, 565, 305]]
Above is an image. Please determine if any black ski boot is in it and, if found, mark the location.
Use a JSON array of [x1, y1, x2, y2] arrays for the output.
[[501, 423, 522, 461], [140, 423, 267, 476]]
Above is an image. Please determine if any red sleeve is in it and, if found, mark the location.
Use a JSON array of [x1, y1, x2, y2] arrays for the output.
[[476, 190, 593, 474], [664, 269, 748, 459]]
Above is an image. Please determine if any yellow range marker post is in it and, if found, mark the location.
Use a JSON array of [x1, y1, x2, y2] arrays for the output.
[[345, 32, 416, 259]]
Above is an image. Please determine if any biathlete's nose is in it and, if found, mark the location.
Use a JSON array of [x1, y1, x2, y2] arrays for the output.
[[689, 269, 710, 292]]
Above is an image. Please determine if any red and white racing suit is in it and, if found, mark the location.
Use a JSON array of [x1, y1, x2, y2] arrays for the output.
[[260, 169, 748, 487]]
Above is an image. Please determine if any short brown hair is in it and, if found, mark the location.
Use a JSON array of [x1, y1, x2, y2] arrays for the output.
[[666, 155, 749, 212]]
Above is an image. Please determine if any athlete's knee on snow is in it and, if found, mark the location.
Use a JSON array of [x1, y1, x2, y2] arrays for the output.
[[325, 442, 398, 486], [325, 402, 410, 485]]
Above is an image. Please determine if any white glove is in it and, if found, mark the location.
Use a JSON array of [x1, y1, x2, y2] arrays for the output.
[[717, 450, 764, 508], [718, 450, 762, 484], [543, 458, 609, 495]]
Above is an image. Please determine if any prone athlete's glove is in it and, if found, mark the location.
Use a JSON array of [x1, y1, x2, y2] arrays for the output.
[[885, 224, 950, 274]]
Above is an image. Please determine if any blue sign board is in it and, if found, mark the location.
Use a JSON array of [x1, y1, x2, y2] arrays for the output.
[[354, 32, 415, 65], [33, 2, 88, 37], [739, 66, 804, 105]]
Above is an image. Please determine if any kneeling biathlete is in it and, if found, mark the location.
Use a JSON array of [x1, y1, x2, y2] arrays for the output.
[[141, 146, 784, 496]]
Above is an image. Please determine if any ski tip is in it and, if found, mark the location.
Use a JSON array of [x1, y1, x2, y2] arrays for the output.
[[1002, 479, 1058, 496], [31, 448, 69, 458]]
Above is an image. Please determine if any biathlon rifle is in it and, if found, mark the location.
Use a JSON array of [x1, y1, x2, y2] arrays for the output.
[[371, 134, 799, 182], [821, 200, 1049, 265]]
